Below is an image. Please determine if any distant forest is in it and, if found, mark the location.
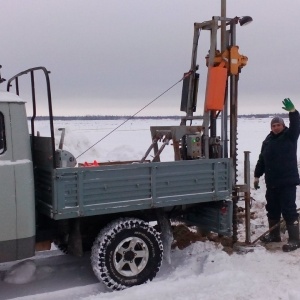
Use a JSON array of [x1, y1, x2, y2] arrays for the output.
[[28, 113, 289, 121]]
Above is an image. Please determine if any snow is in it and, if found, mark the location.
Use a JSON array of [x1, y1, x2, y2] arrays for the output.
[[3, 260, 36, 284], [0, 159, 31, 166], [1, 116, 300, 300], [0, 91, 25, 103]]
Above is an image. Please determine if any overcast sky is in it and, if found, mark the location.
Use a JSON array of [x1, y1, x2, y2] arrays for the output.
[[1, 0, 299, 116]]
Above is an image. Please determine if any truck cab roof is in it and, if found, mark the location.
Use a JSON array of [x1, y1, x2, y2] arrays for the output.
[[0, 91, 25, 103]]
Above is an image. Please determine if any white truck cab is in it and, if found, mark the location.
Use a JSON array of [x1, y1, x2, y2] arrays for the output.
[[0, 91, 35, 262]]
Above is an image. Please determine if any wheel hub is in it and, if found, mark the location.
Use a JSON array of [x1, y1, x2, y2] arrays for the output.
[[113, 236, 149, 277], [123, 249, 135, 262]]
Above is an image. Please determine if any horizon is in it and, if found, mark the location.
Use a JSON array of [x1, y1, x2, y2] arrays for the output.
[[28, 113, 289, 120]]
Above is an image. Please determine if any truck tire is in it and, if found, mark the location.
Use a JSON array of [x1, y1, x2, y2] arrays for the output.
[[91, 218, 163, 290]]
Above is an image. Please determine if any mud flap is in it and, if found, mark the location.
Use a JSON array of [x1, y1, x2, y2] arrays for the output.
[[184, 200, 233, 236]]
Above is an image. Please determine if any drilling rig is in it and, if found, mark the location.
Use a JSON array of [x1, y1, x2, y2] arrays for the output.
[[144, 15, 253, 243]]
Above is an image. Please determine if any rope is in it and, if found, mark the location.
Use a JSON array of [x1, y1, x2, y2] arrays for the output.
[[75, 71, 193, 159]]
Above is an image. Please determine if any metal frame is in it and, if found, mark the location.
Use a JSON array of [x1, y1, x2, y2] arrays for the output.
[[6, 67, 56, 169], [182, 16, 239, 170], [181, 16, 252, 243]]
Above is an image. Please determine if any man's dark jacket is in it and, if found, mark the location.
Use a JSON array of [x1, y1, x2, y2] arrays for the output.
[[254, 110, 300, 188]]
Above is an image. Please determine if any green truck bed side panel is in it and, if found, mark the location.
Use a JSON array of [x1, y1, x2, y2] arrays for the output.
[[36, 158, 232, 219]]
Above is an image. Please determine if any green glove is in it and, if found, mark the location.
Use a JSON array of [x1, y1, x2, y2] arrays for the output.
[[282, 98, 295, 112]]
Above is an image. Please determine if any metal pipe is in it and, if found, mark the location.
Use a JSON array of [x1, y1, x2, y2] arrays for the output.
[[58, 128, 66, 150], [221, 0, 226, 52], [152, 139, 170, 162], [140, 138, 158, 163], [15, 78, 19, 95], [220, 1, 228, 158], [244, 151, 251, 243], [222, 80, 229, 158], [229, 22, 239, 183], [30, 71, 36, 164], [203, 18, 218, 158], [209, 19, 218, 139], [232, 186, 239, 244]]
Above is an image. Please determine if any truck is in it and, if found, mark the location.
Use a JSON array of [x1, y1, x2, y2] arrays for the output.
[[0, 15, 251, 291]]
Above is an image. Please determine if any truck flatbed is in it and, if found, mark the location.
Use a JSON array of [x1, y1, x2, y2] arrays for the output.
[[35, 157, 232, 219]]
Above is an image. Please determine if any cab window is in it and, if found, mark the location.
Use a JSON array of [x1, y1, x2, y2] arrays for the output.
[[0, 112, 6, 154]]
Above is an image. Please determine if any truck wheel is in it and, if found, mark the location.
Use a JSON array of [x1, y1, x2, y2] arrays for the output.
[[91, 218, 163, 290]]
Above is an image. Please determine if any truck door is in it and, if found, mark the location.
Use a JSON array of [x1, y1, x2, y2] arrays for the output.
[[0, 102, 17, 262], [0, 99, 35, 263]]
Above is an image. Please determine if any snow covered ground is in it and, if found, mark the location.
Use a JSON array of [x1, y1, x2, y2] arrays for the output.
[[1, 117, 300, 300]]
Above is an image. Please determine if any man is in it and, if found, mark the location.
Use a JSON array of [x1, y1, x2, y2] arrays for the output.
[[254, 98, 300, 252]]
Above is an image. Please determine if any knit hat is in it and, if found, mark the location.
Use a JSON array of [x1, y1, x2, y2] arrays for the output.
[[271, 116, 285, 126]]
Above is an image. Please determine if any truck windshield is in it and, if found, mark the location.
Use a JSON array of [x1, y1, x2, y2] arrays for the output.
[[0, 112, 6, 154]]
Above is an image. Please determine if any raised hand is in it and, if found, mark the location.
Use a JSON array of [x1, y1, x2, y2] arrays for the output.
[[282, 98, 295, 112]]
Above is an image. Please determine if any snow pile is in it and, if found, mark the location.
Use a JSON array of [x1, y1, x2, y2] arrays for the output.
[[3, 260, 36, 284]]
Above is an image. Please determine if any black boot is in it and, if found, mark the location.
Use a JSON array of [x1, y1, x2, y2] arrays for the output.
[[260, 219, 281, 243], [282, 220, 300, 252]]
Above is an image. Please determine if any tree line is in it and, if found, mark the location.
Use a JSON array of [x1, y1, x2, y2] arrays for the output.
[[27, 113, 288, 121]]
